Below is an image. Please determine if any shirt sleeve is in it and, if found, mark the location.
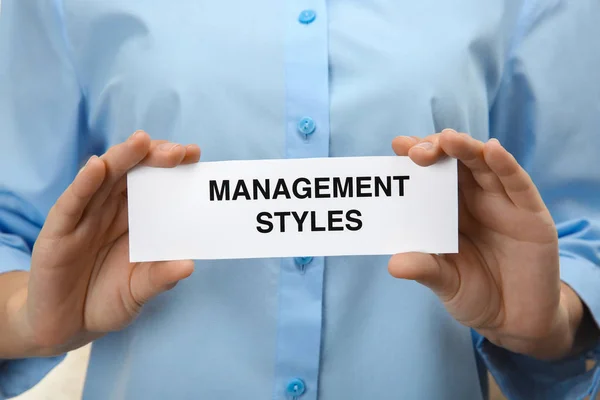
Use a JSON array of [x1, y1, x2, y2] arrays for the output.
[[480, 0, 600, 399], [0, 0, 85, 397]]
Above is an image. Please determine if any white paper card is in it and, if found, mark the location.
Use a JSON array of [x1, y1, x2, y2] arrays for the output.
[[127, 156, 457, 262]]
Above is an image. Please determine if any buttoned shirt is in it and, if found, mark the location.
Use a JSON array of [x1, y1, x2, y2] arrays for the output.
[[1, 0, 599, 399]]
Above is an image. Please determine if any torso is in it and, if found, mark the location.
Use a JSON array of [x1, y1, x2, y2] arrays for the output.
[[63, 1, 523, 398]]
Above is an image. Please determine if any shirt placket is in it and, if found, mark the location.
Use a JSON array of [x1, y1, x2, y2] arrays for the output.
[[273, 2, 330, 400]]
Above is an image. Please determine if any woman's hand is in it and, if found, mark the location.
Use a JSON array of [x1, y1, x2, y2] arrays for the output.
[[389, 129, 584, 360], [13, 131, 201, 355]]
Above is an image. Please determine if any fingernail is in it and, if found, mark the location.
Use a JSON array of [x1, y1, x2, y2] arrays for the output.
[[159, 143, 179, 151], [489, 138, 500, 144], [129, 131, 143, 141], [442, 128, 457, 134], [414, 141, 434, 150], [79, 155, 97, 173]]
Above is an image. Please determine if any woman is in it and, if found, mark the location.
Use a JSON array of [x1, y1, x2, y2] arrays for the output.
[[0, 1, 599, 399]]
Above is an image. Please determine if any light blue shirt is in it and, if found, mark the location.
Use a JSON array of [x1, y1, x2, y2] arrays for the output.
[[1, 0, 600, 399]]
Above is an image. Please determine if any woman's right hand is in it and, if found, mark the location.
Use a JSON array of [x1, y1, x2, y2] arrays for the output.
[[12, 131, 201, 355]]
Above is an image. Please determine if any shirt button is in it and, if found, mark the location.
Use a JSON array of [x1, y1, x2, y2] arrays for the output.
[[294, 257, 313, 274], [298, 10, 316, 24], [294, 257, 313, 268], [297, 117, 316, 137], [286, 378, 306, 397]]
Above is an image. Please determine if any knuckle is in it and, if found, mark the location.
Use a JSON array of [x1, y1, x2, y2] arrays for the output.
[[30, 322, 70, 350], [51, 199, 76, 218]]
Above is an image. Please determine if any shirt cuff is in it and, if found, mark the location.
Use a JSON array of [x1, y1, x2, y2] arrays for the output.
[[0, 246, 65, 398], [0, 355, 66, 399], [476, 336, 600, 400], [476, 253, 600, 399], [560, 252, 600, 329]]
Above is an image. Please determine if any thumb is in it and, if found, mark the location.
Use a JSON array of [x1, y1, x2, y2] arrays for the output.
[[388, 252, 460, 302], [129, 260, 195, 310]]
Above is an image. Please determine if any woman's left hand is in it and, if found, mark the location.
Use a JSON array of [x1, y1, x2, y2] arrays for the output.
[[389, 129, 584, 360]]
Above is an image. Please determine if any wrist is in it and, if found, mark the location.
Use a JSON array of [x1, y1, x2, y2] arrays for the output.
[[561, 282, 584, 349], [2, 273, 58, 358], [501, 283, 580, 360], [525, 283, 590, 360], [6, 284, 39, 356], [561, 282, 600, 356]]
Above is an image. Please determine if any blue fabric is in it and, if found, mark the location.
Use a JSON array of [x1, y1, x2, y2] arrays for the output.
[[0, 356, 66, 399], [0, 0, 599, 399], [274, 3, 330, 398], [475, 331, 600, 400]]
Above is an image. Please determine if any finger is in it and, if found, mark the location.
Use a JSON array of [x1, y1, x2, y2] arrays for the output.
[[142, 141, 200, 165], [388, 252, 460, 302], [140, 142, 185, 167], [88, 131, 152, 208], [407, 134, 447, 166], [129, 260, 195, 308], [458, 161, 479, 192], [483, 138, 545, 212], [438, 130, 504, 193], [149, 140, 168, 149], [181, 144, 201, 164], [457, 183, 478, 234], [43, 156, 106, 237], [112, 143, 201, 196], [391, 136, 420, 156], [104, 195, 129, 244]]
